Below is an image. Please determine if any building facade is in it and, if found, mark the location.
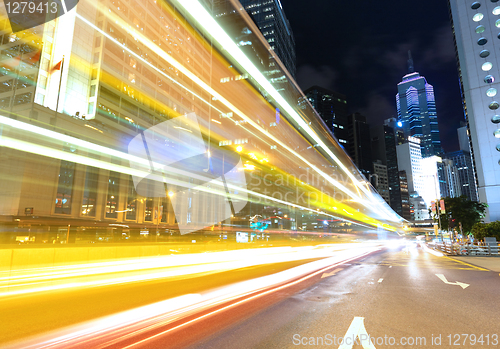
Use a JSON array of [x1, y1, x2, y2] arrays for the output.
[[396, 136, 424, 197], [372, 160, 390, 205], [347, 112, 372, 177], [371, 123, 403, 217], [440, 158, 463, 198], [448, 0, 500, 222], [399, 170, 411, 220], [304, 86, 349, 147], [232, 0, 296, 79], [446, 150, 478, 201]]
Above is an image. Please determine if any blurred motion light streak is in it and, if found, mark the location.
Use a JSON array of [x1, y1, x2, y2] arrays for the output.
[[16, 244, 381, 349], [0, 244, 370, 297]]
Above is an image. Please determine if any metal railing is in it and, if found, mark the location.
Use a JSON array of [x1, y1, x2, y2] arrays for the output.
[[430, 242, 500, 256]]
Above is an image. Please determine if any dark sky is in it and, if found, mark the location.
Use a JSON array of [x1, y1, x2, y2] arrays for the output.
[[283, 0, 464, 152]]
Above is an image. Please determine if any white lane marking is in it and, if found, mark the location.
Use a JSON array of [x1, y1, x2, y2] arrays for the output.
[[321, 268, 343, 278], [377, 278, 383, 283], [339, 316, 376, 349], [435, 274, 469, 289]]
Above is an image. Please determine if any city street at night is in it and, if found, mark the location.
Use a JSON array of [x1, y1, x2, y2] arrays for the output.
[[1, 0, 500, 347]]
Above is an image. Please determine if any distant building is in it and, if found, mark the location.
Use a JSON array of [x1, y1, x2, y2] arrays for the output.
[[347, 112, 372, 177], [409, 192, 429, 221], [384, 118, 406, 145], [396, 136, 424, 198], [304, 86, 349, 146], [448, 0, 500, 222], [396, 53, 442, 158], [372, 160, 390, 205], [399, 170, 411, 220], [420, 156, 442, 206], [397, 136, 444, 218], [446, 150, 478, 201], [371, 122, 404, 217], [436, 158, 461, 199]]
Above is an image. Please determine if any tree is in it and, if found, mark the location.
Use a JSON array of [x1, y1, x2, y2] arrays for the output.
[[472, 221, 500, 240], [430, 196, 487, 233]]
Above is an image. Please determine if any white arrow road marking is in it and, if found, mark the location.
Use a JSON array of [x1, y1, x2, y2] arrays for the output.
[[338, 317, 376, 349], [435, 274, 469, 289], [321, 268, 343, 278], [377, 278, 383, 283]]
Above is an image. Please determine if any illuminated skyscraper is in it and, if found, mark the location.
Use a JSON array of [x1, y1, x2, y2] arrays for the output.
[[448, 0, 500, 222], [396, 53, 442, 158]]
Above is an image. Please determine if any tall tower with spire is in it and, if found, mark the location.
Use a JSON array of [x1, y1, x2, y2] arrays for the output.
[[396, 54, 442, 158]]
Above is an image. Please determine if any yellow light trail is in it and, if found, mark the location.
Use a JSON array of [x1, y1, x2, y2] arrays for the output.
[[15, 244, 383, 349], [0, 244, 374, 298]]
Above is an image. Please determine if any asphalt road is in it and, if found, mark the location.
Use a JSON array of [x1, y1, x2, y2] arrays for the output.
[[124, 243, 500, 349]]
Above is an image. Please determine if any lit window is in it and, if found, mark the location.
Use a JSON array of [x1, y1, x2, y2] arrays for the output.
[[492, 115, 500, 123], [480, 49, 490, 58], [493, 6, 500, 14], [476, 25, 486, 33], [473, 13, 484, 21], [478, 37, 488, 45], [489, 101, 500, 110], [482, 62, 493, 71], [485, 75, 495, 83], [487, 88, 497, 97], [472, 2, 481, 9]]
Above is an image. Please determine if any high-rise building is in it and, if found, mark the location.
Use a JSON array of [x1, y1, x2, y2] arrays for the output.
[[448, 0, 500, 222], [372, 160, 390, 205], [304, 86, 349, 146], [228, 0, 296, 79], [347, 112, 372, 177], [396, 53, 442, 158], [437, 158, 462, 199], [446, 150, 478, 201], [399, 170, 411, 220], [371, 122, 403, 217], [396, 136, 424, 197]]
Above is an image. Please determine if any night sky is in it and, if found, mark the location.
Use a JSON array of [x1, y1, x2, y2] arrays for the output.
[[284, 0, 463, 152]]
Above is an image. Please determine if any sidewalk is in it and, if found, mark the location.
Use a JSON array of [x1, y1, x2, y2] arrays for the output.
[[450, 256, 500, 272]]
